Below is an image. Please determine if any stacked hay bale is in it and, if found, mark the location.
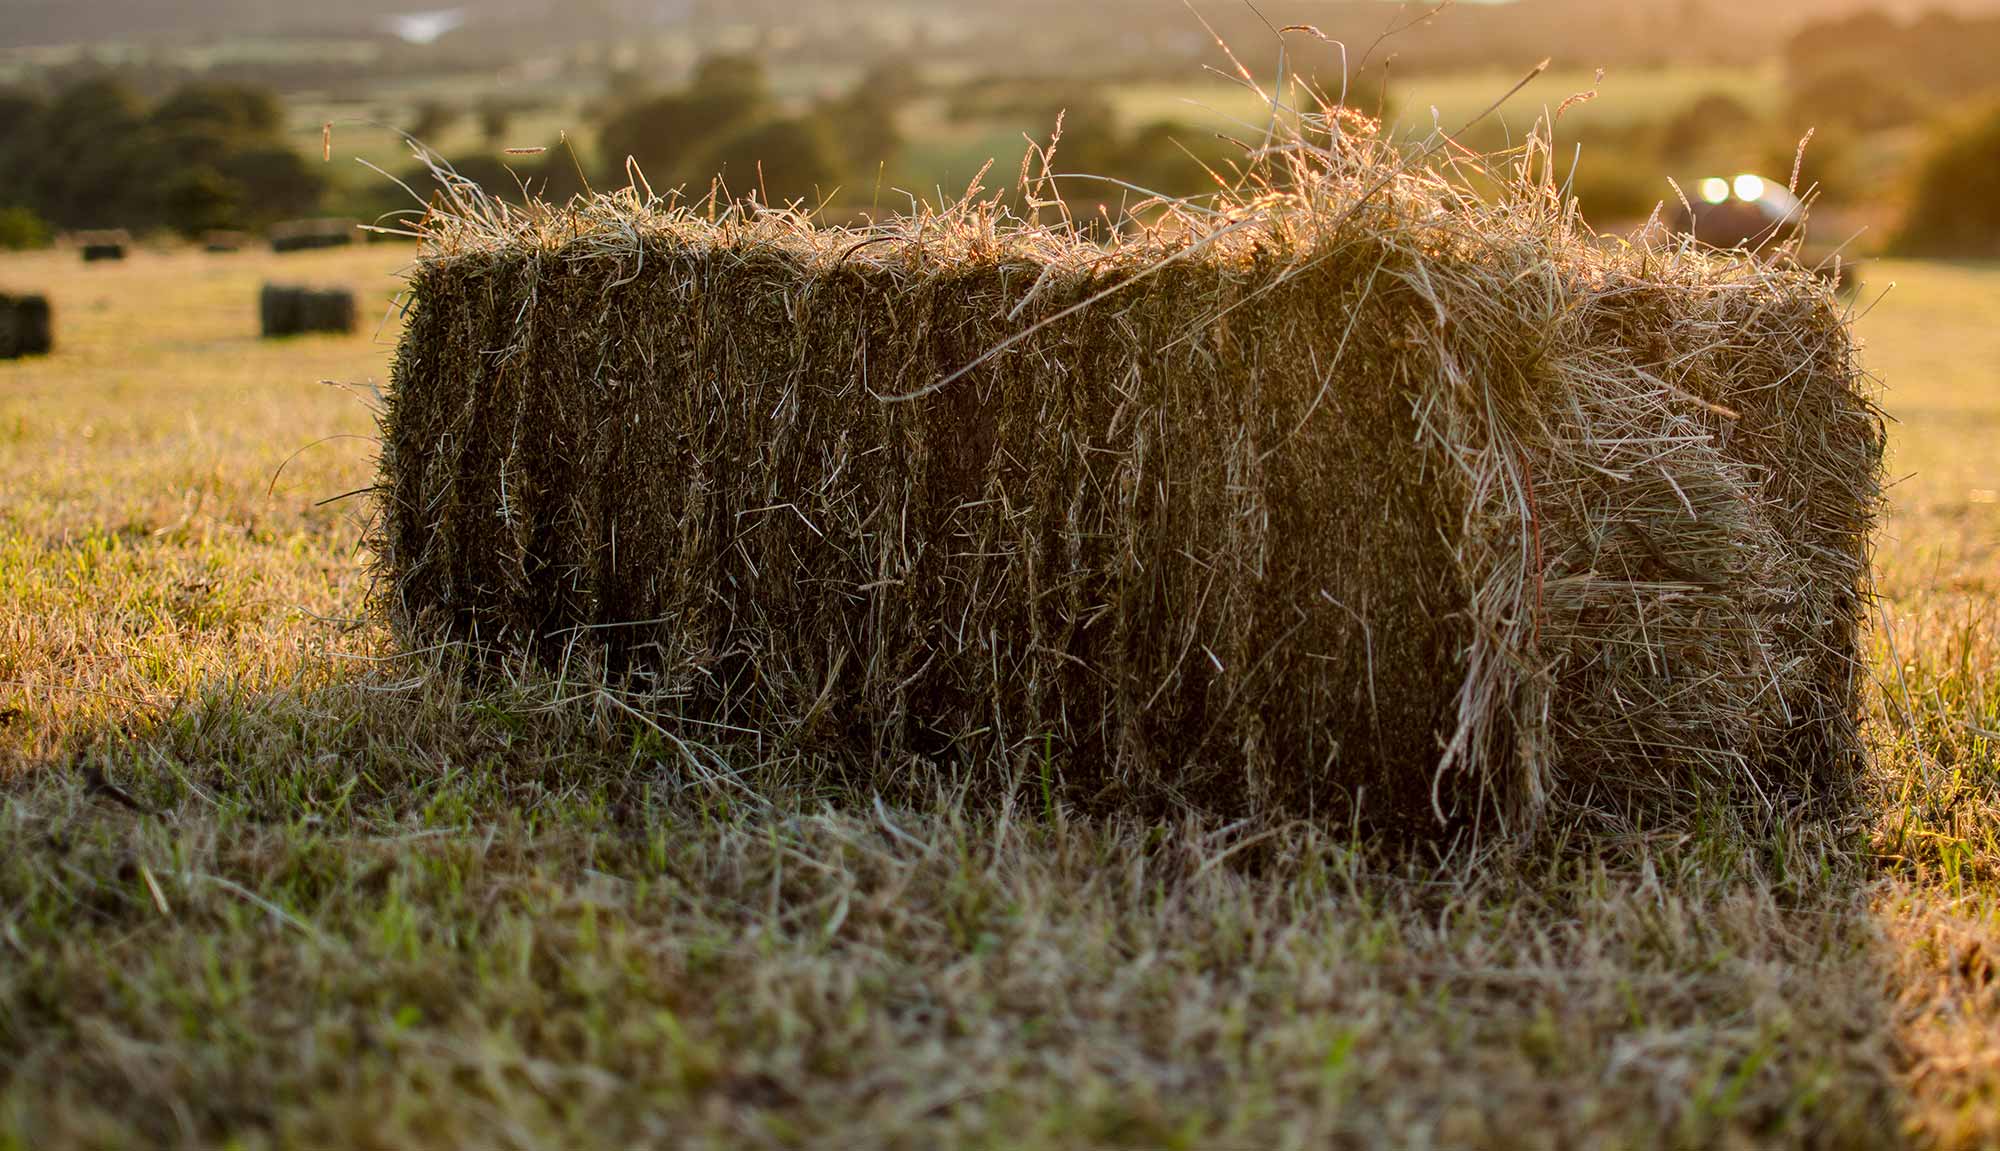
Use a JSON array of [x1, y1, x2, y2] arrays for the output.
[[0, 293, 52, 359], [270, 219, 358, 253], [375, 125, 1881, 835], [77, 231, 129, 262], [260, 284, 356, 337]]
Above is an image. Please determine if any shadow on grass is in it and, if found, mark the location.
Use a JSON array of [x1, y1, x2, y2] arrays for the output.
[[0, 652, 1936, 1150]]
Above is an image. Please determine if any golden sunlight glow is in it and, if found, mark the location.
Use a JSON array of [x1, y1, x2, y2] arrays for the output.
[[1700, 177, 1731, 205], [1733, 173, 1767, 202]]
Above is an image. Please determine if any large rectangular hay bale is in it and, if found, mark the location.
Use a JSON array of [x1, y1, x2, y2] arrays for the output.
[[377, 170, 1881, 833], [0, 293, 53, 359]]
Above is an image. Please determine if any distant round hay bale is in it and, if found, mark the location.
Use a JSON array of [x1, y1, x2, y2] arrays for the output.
[[77, 230, 131, 263], [203, 230, 255, 254], [270, 219, 359, 253], [0, 293, 53, 359], [260, 284, 357, 338]]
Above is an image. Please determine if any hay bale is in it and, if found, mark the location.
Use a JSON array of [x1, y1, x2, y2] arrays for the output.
[[6, 294, 52, 358], [203, 230, 254, 253], [270, 219, 358, 253], [259, 284, 356, 338], [77, 230, 130, 263], [0, 293, 52, 359], [376, 130, 1881, 834]]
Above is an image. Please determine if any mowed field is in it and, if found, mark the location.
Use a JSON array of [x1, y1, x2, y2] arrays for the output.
[[0, 240, 1996, 1149]]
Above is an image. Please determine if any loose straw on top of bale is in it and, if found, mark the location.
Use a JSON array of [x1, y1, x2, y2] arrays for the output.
[[371, 71, 1882, 837]]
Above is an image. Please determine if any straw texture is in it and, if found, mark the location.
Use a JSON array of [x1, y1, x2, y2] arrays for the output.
[[374, 120, 1882, 834]]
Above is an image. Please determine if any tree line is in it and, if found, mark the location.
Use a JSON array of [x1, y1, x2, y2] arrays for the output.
[[0, 79, 325, 242], [404, 54, 1246, 222]]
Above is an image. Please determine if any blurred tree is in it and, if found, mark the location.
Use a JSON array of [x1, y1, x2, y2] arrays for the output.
[[1117, 120, 1239, 201], [0, 77, 322, 234], [1026, 91, 1126, 183], [0, 88, 41, 139], [1661, 92, 1757, 163], [0, 88, 47, 209], [599, 54, 773, 188], [1566, 153, 1670, 227], [161, 164, 243, 236], [1895, 102, 2000, 257], [1034, 92, 1138, 224], [1784, 9, 1902, 82], [1786, 68, 1924, 135], [819, 61, 916, 182], [478, 101, 515, 147], [604, 68, 649, 106], [1759, 123, 1857, 207], [854, 58, 922, 105], [26, 78, 156, 228], [218, 146, 327, 223], [689, 54, 770, 104], [0, 207, 51, 250], [408, 100, 462, 145], [686, 116, 842, 205], [153, 83, 283, 136], [153, 82, 325, 229], [430, 147, 592, 206], [1787, 9, 2000, 102]]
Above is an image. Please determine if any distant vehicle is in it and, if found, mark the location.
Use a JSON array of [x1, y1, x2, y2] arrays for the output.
[[1666, 173, 1855, 293], [1669, 173, 1804, 250]]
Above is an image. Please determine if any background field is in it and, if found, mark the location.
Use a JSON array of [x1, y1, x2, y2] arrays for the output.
[[0, 236, 1995, 1147], [8, 0, 1996, 263], [1107, 64, 1786, 137]]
